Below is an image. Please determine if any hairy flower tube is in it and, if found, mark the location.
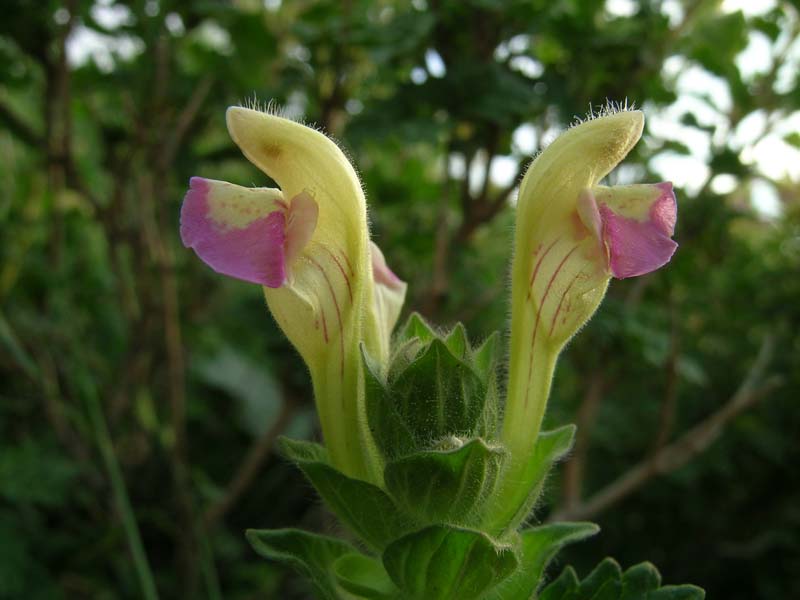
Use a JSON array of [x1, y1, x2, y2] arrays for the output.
[[181, 107, 406, 482], [491, 109, 678, 529]]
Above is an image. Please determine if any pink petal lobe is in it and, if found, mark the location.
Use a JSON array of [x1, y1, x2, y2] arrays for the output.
[[370, 242, 404, 290], [180, 177, 287, 287], [600, 210, 677, 279]]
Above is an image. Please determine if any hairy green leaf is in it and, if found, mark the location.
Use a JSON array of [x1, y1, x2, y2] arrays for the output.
[[280, 438, 411, 550], [333, 552, 399, 599], [647, 586, 706, 599], [540, 559, 706, 600], [246, 528, 355, 600], [539, 566, 580, 600], [391, 338, 486, 443], [383, 437, 506, 525], [486, 522, 600, 600], [444, 322, 469, 359], [363, 346, 419, 459], [382, 525, 518, 600], [579, 558, 623, 598], [396, 312, 438, 345], [621, 562, 661, 598]]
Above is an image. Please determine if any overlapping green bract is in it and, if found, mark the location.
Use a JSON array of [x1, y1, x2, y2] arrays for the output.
[[248, 315, 704, 599], [363, 314, 500, 461]]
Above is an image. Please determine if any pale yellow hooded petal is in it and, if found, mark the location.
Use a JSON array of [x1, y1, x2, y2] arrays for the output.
[[490, 111, 645, 530], [506, 110, 644, 441], [226, 107, 380, 480]]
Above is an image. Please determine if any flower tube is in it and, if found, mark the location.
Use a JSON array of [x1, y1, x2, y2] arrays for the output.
[[181, 107, 406, 482], [495, 109, 677, 525]]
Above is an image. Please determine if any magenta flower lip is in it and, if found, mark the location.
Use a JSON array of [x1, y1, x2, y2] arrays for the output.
[[599, 181, 678, 279], [180, 176, 289, 287]]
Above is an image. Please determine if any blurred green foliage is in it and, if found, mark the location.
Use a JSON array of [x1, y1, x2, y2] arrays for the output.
[[1, 0, 798, 598]]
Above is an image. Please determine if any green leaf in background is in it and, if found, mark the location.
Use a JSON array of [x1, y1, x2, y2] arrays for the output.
[[383, 437, 506, 525], [486, 424, 576, 536], [246, 528, 357, 600], [194, 346, 282, 437], [332, 552, 399, 599], [0, 308, 38, 380], [686, 11, 748, 77], [783, 132, 800, 149], [279, 438, 411, 550], [486, 522, 600, 600], [0, 438, 79, 506], [0, 512, 61, 599], [382, 525, 518, 600]]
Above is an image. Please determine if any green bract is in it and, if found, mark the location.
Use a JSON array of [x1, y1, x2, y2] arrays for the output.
[[249, 315, 601, 599]]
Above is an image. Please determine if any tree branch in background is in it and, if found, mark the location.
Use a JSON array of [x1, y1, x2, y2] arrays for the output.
[[561, 370, 605, 510], [476, 125, 500, 206], [550, 335, 780, 523], [452, 284, 504, 324], [650, 301, 681, 453], [160, 75, 215, 168], [204, 397, 296, 527], [421, 141, 458, 317], [0, 100, 42, 147], [140, 32, 206, 594]]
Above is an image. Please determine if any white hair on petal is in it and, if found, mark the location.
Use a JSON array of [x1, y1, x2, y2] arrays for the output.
[[233, 95, 371, 205], [570, 98, 638, 127]]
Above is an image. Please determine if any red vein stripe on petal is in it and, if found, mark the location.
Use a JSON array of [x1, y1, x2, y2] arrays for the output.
[[309, 256, 345, 379], [523, 244, 579, 409], [321, 246, 353, 304], [528, 237, 560, 301]]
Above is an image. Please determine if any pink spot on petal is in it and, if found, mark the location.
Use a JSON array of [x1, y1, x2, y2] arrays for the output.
[[371, 242, 404, 290], [180, 177, 287, 287]]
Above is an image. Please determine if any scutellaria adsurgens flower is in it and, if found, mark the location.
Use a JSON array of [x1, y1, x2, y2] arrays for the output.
[[181, 107, 406, 482], [492, 107, 677, 524]]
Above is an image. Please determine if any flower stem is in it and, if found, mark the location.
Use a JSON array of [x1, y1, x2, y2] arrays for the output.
[[488, 335, 558, 534], [313, 356, 383, 485]]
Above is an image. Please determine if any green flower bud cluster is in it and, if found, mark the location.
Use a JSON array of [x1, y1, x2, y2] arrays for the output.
[[244, 317, 569, 598]]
